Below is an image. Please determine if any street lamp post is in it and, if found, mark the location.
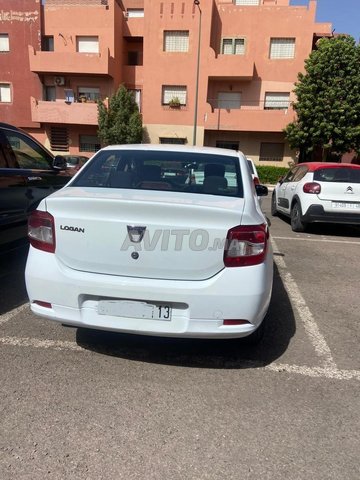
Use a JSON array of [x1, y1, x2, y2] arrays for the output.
[[193, 0, 202, 146]]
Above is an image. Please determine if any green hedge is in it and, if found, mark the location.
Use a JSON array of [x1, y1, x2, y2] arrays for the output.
[[257, 166, 289, 184]]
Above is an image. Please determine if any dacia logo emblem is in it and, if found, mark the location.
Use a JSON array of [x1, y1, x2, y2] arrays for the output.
[[127, 225, 146, 243]]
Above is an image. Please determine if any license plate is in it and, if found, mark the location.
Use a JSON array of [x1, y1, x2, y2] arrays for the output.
[[98, 300, 172, 321], [332, 202, 360, 209]]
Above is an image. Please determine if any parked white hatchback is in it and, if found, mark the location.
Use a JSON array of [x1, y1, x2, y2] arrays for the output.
[[272, 162, 360, 232], [26, 145, 273, 342]]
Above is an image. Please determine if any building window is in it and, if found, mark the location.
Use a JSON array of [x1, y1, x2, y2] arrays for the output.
[[160, 138, 187, 145], [221, 38, 245, 55], [0, 84, 11, 103], [79, 135, 101, 153], [77, 87, 100, 102], [129, 89, 142, 112], [259, 143, 285, 162], [162, 86, 187, 106], [163, 31, 189, 52], [42, 36, 54, 51], [0, 34, 9, 52], [217, 92, 241, 109], [234, 0, 259, 5], [50, 126, 69, 152], [76, 36, 99, 53], [216, 141, 239, 150], [264, 92, 290, 110], [127, 9, 144, 18], [269, 38, 295, 59]]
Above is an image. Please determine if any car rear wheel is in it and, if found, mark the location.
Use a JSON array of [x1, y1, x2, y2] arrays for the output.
[[271, 192, 278, 216], [291, 201, 307, 232]]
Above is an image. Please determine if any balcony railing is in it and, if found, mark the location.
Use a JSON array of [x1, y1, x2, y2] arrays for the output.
[[205, 100, 296, 132], [28, 46, 115, 77], [30, 97, 104, 125]]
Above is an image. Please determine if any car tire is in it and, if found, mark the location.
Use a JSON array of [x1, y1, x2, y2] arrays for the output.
[[291, 201, 307, 232], [271, 192, 278, 216]]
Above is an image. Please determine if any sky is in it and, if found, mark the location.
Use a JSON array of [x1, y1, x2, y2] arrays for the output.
[[290, 0, 360, 41]]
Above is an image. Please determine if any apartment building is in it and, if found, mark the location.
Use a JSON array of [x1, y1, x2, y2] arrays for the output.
[[0, 0, 332, 165]]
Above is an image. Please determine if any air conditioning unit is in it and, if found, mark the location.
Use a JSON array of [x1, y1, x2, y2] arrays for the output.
[[54, 76, 65, 86]]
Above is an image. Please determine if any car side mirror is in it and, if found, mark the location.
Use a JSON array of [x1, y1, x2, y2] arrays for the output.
[[53, 155, 67, 170], [255, 184, 268, 197]]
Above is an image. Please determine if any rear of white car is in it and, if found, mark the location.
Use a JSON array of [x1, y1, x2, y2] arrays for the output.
[[272, 163, 360, 232], [26, 145, 272, 340]]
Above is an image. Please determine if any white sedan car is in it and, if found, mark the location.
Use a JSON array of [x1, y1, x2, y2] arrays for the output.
[[26, 145, 273, 342]]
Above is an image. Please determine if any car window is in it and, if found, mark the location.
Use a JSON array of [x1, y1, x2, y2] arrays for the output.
[[292, 166, 308, 182], [247, 160, 254, 175], [2, 130, 53, 170], [314, 167, 360, 183], [282, 167, 298, 183], [72, 150, 243, 198]]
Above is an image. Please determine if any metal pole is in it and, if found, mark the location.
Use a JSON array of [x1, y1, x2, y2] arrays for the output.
[[193, 1, 202, 146]]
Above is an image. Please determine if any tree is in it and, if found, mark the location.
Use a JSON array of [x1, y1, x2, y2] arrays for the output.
[[285, 35, 360, 162], [97, 85, 143, 145]]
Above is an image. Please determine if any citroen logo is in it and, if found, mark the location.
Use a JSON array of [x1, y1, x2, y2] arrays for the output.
[[345, 186, 354, 194], [127, 225, 146, 243]]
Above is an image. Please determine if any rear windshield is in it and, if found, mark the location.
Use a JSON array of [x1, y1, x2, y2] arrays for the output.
[[72, 149, 243, 197], [314, 167, 360, 183]]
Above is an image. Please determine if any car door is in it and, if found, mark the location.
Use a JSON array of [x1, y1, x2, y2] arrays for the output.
[[0, 130, 30, 249], [276, 167, 299, 214], [282, 165, 308, 214], [1, 127, 70, 214]]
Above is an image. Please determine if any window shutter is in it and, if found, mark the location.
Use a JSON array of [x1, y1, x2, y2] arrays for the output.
[[234, 0, 260, 5], [264, 92, 290, 109], [77, 36, 99, 53], [0, 34, 9, 52], [270, 38, 295, 59], [164, 31, 189, 52], [163, 86, 187, 105]]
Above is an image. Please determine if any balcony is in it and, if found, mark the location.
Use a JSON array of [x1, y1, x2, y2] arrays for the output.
[[28, 46, 116, 77], [207, 52, 255, 80], [204, 103, 296, 132], [30, 98, 101, 125]]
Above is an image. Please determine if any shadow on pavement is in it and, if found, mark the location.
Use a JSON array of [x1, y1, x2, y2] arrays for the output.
[[0, 246, 29, 315], [76, 264, 296, 369], [276, 213, 360, 238]]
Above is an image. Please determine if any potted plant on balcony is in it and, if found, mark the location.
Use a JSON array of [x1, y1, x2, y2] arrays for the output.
[[168, 97, 181, 108]]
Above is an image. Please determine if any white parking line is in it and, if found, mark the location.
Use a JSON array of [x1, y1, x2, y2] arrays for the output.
[[272, 236, 360, 245], [272, 238, 337, 369], [0, 335, 359, 381], [0, 303, 29, 326]]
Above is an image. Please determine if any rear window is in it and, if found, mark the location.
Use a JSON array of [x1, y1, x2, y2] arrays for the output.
[[314, 167, 360, 183], [72, 149, 243, 197]]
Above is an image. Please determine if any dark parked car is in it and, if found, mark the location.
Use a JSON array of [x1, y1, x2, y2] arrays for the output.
[[0, 123, 75, 252]]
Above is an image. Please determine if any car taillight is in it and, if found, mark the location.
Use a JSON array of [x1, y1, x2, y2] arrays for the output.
[[253, 177, 260, 186], [28, 210, 56, 253], [303, 182, 321, 194], [224, 224, 268, 267]]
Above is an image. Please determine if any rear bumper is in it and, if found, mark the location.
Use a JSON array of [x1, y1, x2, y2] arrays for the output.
[[303, 205, 360, 225], [25, 246, 273, 339]]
